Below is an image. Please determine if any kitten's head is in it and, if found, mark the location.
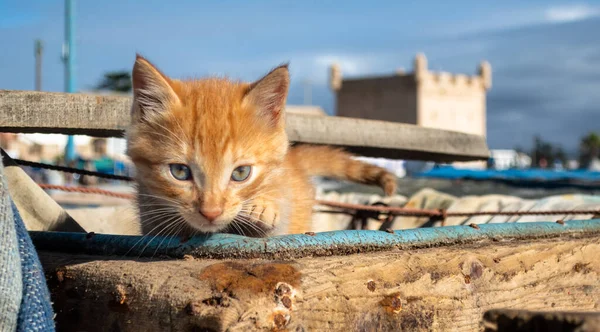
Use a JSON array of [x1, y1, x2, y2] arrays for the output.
[[126, 54, 289, 234]]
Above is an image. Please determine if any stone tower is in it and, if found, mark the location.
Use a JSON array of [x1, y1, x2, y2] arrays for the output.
[[329, 53, 492, 139]]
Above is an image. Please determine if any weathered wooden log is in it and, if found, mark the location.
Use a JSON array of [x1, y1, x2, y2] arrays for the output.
[[0, 89, 489, 161], [37, 227, 600, 331]]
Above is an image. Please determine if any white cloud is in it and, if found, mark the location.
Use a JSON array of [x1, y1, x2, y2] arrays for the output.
[[313, 55, 367, 76], [308, 52, 402, 81], [545, 4, 600, 23], [437, 4, 600, 37], [271, 53, 386, 85]]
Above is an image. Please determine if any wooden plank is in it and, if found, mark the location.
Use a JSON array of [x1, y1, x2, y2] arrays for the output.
[[0, 90, 489, 161], [38, 234, 600, 331]]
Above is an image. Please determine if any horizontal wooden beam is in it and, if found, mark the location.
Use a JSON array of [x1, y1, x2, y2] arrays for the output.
[[38, 233, 600, 331], [0, 90, 489, 161]]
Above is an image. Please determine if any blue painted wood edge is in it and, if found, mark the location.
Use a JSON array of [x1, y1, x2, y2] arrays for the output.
[[29, 219, 600, 259]]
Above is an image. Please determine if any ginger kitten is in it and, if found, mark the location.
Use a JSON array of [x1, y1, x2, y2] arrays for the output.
[[126, 55, 397, 237]]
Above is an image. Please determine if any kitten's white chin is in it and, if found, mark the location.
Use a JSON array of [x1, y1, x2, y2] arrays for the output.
[[184, 216, 229, 233], [195, 224, 228, 233]]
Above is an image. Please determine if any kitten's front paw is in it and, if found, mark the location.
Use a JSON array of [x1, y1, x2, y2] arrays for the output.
[[249, 199, 280, 227]]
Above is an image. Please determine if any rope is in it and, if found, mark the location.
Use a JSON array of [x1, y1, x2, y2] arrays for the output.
[[12, 158, 133, 182], [38, 184, 135, 200], [13, 157, 600, 218]]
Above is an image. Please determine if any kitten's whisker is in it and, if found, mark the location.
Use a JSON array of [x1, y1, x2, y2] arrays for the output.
[[229, 218, 246, 237], [136, 193, 183, 205], [232, 217, 253, 237], [137, 214, 180, 258], [238, 219, 267, 237], [158, 216, 188, 256], [152, 217, 186, 258], [133, 211, 178, 226], [137, 194, 180, 201], [234, 213, 268, 237], [135, 207, 178, 216], [115, 209, 176, 231], [164, 221, 185, 253], [134, 203, 180, 208], [170, 218, 189, 251], [122, 213, 177, 257]]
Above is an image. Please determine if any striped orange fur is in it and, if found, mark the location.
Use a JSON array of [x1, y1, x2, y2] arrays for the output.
[[126, 55, 397, 237]]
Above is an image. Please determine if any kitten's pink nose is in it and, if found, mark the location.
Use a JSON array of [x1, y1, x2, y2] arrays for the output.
[[200, 207, 223, 222]]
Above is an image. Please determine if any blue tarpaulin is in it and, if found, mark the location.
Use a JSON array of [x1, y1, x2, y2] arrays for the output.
[[416, 166, 600, 188]]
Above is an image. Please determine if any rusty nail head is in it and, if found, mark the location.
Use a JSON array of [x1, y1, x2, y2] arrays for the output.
[[305, 231, 315, 236], [281, 296, 292, 309], [556, 219, 565, 225], [367, 280, 376, 292], [469, 223, 480, 230]]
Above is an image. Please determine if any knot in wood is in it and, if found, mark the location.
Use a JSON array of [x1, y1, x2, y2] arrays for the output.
[[281, 296, 292, 309], [367, 280, 376, 292], [380, 292, 402, 314]]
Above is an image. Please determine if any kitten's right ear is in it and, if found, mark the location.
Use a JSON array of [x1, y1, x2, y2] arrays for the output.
[[242, 64, 290, 128], [131, 54, 180, 121]]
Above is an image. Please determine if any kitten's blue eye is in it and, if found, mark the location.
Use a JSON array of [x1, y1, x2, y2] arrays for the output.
[[231, 165, 252, 182], [169, 164, 192, 181]]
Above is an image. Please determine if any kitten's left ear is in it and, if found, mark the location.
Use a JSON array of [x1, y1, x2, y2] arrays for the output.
[[131, 54, 180, 121], [243, 64, 290, 127]]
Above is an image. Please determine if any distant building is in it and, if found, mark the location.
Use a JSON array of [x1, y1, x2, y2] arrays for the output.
[[489, 149, 532, 170], [329, 53, 491, 138], [329, 53, 491, 169]]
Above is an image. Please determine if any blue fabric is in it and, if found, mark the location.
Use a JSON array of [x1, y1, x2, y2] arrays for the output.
[[13, 202, 55, 332], [417, 166, 600, 182], [0, 164, 22, 332], [0, 160, 55, 332]]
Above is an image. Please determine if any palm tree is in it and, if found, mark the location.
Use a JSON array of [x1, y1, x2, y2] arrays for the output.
[[579, 132, 600, 169], [532, 135, 556, 167], [95, 71, 132, 93]]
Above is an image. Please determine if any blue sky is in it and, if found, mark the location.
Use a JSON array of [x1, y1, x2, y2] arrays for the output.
[[1, 1, 600, 153]]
